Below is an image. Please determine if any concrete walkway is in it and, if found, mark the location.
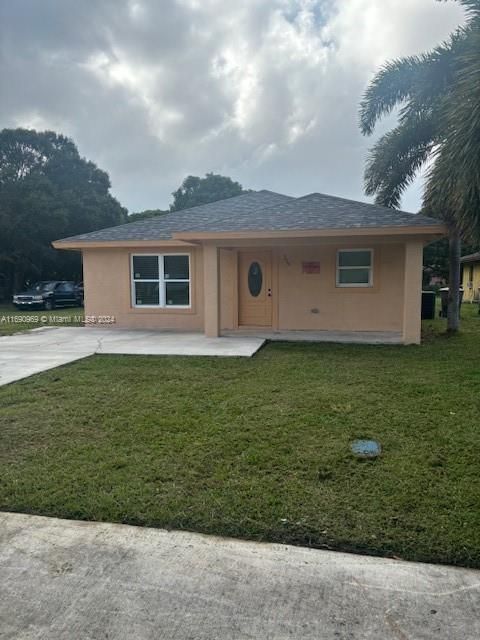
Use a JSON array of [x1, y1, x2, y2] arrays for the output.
[[1, 513, 478, 639], [0, 327, 265, 386]]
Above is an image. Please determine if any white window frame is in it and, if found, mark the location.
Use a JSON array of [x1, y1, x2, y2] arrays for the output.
[[336, 249, 373, 288], [131, 253, 191, 308]]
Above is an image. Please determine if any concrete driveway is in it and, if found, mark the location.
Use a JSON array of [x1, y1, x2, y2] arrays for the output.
[[1, 513, 479, 640], [0, 327, 265, 387]]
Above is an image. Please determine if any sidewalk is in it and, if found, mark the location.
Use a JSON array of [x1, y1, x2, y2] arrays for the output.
[[1, 512, 479, 639]]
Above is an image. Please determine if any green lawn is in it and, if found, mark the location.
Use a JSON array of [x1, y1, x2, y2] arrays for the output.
[[0, 304, 84, 335], [0, 304, 479, 567]]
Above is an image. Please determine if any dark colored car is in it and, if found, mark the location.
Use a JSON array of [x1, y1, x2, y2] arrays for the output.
[[13, 281, 82, 310], [75, 281, 84, 307]]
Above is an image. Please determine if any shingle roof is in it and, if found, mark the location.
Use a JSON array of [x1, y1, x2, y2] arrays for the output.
[[460, 252, 480, 263], [55, 189, 442, 244]]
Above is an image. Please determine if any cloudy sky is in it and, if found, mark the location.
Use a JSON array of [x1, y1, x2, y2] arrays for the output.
[[0, 0, 466, 213]]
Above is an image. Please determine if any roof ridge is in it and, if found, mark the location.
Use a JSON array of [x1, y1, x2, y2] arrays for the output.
[[128, 189, 291, 223], [294, 192, 419, 217], [156, 190, 260, 217], [55, 189, 292, 243], [241, 190, 418, 219]]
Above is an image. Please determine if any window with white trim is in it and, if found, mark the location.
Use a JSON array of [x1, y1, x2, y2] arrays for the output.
[[131, 254, 191, 307], [336, 249, 373, 287]]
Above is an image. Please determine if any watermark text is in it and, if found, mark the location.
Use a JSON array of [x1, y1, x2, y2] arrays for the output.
[[0, 314, 116, 325]]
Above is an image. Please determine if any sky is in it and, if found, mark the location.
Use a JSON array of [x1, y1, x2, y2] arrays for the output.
[[0, 0, 466, 214]]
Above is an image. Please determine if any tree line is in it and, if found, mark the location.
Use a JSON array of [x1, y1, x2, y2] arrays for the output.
[[128, 173, 247, 221], [0, 128, 245, 298], [0, 129, 127, 297]]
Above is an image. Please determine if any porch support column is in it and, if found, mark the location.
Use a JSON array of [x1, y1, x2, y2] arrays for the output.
[[203, 244, 220, 338], [402, 240, 423, 345]]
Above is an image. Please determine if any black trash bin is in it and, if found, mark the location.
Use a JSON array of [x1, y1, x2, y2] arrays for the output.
[[421, 291, 436, 320], [439, 287, 464, 317]]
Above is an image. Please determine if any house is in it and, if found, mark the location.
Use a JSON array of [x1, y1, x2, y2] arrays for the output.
[[461, 252, 480, 303], [53, 190, 446, 345]]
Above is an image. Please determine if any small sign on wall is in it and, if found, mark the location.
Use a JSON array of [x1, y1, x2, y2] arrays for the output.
[[302, 261, 320, 274]]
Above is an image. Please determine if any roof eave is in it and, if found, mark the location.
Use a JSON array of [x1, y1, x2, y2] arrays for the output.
[[460, 255, 480, 264], [173, 224, 447, 242], [52, 223, 447, 250], [52, 239, 196, 250]]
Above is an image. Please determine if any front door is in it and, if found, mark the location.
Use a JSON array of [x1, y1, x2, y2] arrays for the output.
[[238, 251, 272, 327]]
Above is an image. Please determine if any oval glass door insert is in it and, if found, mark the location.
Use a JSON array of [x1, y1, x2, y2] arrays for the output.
[[248, 262, 263, 297]]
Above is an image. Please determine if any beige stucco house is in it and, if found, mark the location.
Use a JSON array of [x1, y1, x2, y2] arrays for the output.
[[53, 191, 446, 345], [461, 252, 480, 303]]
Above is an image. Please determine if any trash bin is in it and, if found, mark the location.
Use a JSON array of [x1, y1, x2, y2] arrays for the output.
[[439, 287, 464, 318], [421, 291, 436, 320]]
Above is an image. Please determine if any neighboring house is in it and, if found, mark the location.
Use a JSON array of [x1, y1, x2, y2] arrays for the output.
[[53, 190, 446, 344], [461, 252, 480, 303]]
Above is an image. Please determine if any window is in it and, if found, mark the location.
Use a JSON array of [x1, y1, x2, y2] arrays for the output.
[[248, 262, 263, 297], [56, 283, 75, 293], [131, 254, 190, 307], [336, 249, 373, 287]]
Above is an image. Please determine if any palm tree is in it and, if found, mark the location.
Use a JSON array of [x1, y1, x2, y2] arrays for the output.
[[359, 0, 480, 332]]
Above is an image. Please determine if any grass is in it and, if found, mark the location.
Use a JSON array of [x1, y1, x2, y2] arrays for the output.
[[0, 304, 479, 567], [0, 304, 84, 335]]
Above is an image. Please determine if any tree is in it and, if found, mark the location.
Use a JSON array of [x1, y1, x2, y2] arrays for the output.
[[128, 209, 168, 222], [424, 238, 480, 289], [423, 239, 450, 287], [359, 0, 480, 332], [0, 128, 127, 295], [170, 173, 248, 211], [423, 0, 480, 328]]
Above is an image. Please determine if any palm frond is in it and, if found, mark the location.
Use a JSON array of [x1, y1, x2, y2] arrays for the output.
[[423, 22, 480, 239], [437, 0, 480, 14], [424, 151, 480, 236], [359, 56, 428, 136], [458, 0, 480, 17], [359, 32, 465, 136], [364, 113, 436, 207]]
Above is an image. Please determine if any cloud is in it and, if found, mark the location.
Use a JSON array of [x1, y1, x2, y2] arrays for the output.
[[0, 0, 466, 212]]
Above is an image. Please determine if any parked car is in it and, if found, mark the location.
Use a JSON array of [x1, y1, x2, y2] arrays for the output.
[[75, 281, 84, 307], [0, 274, 7, 302], [13, 281, 82, 310]]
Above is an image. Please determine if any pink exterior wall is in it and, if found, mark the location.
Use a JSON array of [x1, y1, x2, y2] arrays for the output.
[[220, 249, 237, 330], [276, 244, 404, 332], [81, 239, 417, 338], [218, 242, 406, 333], [83, 246, 204, 331]]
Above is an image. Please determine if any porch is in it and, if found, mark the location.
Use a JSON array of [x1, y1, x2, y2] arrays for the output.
[[202, 240, 423, 345], [223, 329, 404, 344]]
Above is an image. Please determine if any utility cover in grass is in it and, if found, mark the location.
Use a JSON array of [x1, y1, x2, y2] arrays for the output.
[[350, 439, 381, 458]]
